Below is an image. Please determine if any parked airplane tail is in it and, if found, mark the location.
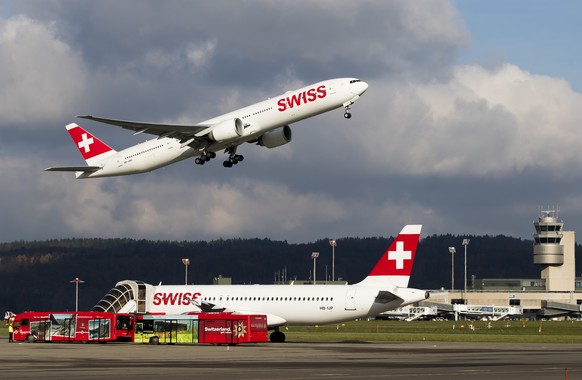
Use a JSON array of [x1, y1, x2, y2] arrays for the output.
[[355, 224, 421, 288], [65, 123, 116, 165]]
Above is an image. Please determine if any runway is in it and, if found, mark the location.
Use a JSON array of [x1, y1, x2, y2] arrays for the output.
[[2, 339, 580, 379]]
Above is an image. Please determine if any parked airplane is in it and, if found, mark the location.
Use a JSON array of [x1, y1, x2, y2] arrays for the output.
[[45, 78, 368, 178], [93, 225, 428, 342]]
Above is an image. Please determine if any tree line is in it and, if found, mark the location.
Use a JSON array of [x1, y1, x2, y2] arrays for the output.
[[1, 234, 575, 314]]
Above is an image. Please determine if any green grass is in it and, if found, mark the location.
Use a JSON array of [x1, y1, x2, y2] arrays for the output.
[[283, 319, 582, 343]]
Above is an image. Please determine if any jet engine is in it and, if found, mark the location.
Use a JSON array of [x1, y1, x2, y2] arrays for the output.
[[257, 125, 292, 148], [209, 118, 244, 142]]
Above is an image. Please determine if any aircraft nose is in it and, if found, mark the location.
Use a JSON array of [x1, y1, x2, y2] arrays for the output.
[[357, 81, 368, 95]]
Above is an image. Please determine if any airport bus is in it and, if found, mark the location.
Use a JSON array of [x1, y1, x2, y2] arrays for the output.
[[11, 311, 135, 343], [134, 312, 268, 345]]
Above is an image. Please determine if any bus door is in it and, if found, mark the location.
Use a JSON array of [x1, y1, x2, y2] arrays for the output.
[[35, 318, 51, 342], [167, 319, 178, 344], [153, 319, 174, 344], [115, 314, 134, 341], [228, 320, 238, 344], [89, 318, 111, 341], [64, 315, 76, 342], [49, 313, 75, 341]]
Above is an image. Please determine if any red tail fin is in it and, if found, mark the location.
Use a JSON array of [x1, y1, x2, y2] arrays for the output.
[[356, 225, 422, 287], [65, 123, 115, 165]]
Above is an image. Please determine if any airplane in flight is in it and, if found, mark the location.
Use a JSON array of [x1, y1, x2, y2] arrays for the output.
[[93, 225, 428, 342], [45, 78, 368, 178]]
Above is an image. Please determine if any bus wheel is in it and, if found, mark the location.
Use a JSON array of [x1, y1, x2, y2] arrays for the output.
[[149, 336, 160, 345], [26, 335, 36, 343]]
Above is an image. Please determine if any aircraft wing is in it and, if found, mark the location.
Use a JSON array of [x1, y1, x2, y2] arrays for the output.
[[190, 299, 226, 313], [77, 115, 211, 140], [44, 166, 101, 172], [189, 298, 287, 326]]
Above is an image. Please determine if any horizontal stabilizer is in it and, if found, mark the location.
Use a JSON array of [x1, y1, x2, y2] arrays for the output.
[[374, 290, 401, 304], [44, 166, 101, 172]]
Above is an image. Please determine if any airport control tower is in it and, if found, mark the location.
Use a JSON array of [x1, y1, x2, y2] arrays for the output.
[[533, 209, 575, 291]]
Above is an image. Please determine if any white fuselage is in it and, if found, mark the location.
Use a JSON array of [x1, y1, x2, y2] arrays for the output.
[[78, 78, 367, 178], [146, 283, 427, 327], [94, 226, 426, 331]]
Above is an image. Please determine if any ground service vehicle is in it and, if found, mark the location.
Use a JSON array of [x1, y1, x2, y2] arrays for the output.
[[11, 311, 134, 343], [134, 312, 268, 345]]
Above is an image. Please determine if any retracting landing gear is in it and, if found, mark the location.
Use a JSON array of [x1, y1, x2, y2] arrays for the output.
[[343, 104, 352, 119], [195, 151, 216, 165], [223, 147, 244, 168], [269, 327, 286, 343], [194, 148, 245, 167], [343, 96, 362, 119]]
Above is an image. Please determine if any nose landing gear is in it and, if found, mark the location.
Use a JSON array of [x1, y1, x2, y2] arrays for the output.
[[343, 101, 354, 119]]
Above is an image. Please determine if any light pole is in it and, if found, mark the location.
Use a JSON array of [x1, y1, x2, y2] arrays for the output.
[[311, 252, 319, 285], [462, 239, 470, 302], [448, 247, 456, 291], [329, 239, 336, 282], [69, 277, 84, 312], [182, 258, 190, 285]]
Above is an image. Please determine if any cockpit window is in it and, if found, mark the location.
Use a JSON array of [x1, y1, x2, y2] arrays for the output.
[[350, 79, 361, 84]]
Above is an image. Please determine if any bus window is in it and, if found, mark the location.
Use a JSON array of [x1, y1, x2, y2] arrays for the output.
[[141, 320, 154, 333], [154, 321, 166, 333], [116, 315, 132, 330]]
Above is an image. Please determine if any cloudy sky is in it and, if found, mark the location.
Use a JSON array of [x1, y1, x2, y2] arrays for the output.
[[1, 1, 581, 243]]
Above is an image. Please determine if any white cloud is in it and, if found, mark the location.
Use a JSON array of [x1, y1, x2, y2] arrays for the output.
[[29, 176, 348, 241], [187, 40, 216, 68], [352, 64, 582, 177], [0, 15, 86, 126]]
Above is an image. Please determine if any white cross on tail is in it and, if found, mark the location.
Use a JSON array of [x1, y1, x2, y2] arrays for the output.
[[388, 241, 411, 269], [77, 133, 94, 153]]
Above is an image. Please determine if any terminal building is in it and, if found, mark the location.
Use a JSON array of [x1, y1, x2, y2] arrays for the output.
[[426, 209, 582, 320]]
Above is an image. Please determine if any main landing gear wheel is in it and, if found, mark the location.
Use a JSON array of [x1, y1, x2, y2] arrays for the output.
[[195, 152, 216, 165], [269, 328, 286, 343], [223, 154, 244, 168], [344, 112, 352, 119]]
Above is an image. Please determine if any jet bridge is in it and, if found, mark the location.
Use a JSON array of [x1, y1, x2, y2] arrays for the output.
[[540, 300, 582, 318], [378, 305, 438, 321], [415, 301, 523, 320]]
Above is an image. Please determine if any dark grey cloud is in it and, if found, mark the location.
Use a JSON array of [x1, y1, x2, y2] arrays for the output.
[[1, 1, 581, 244]]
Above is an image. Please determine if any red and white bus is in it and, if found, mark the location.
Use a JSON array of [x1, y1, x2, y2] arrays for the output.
[[134, 312, 268, 345], [11, 311, 134, 343]]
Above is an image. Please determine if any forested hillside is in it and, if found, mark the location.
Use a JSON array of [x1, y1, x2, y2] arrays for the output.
[[1, 234, 574, 314]]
